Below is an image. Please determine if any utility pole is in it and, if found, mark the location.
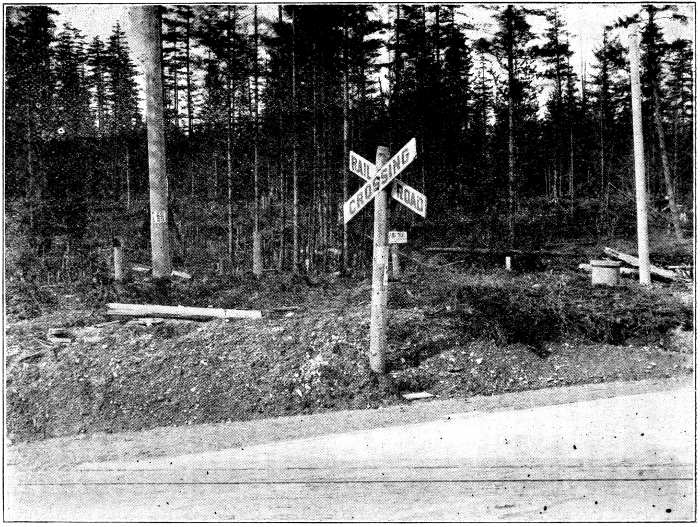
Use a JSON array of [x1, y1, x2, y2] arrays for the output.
[[369, 146, 390, 374], [136, 5, 171, 278], [629, 26, 651, 285]]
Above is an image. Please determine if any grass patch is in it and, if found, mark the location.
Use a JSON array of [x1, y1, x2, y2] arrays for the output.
[[410, 269, 692, 351]]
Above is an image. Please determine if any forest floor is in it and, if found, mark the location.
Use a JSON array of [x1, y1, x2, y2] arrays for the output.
[[5, 240, 694, 443]]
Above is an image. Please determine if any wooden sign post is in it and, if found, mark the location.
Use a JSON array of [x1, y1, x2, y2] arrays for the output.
[[344, 139, 423, 374], [369, 146, 390, 374]]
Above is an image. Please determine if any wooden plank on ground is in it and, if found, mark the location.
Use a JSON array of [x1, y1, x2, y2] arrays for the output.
[[578, 263, 638, 277], [603, 247, 676, 280], [106, 303, 262, 320]]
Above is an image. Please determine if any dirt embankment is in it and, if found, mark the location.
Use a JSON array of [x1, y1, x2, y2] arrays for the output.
[[6, 269, 693, 442]]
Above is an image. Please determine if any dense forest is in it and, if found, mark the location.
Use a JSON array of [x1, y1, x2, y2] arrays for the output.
[[5, 4, 694, 280]]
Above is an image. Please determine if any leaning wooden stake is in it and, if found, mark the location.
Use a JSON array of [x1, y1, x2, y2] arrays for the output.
[[629, 27, 651, 286], [369, 146, 390, 374], [391, 245, 401, 279]]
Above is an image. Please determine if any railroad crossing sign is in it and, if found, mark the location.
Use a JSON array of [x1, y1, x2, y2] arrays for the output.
[[344, 141, 424, 375], [344, 138, 419, 223], [348, 151, 427, 219]]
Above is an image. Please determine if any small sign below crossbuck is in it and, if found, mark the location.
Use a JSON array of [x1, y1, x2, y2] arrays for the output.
[[388, 231, 407, 244]]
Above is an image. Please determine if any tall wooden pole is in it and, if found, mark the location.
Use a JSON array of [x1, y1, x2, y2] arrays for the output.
[[137, 5, 171, 278], [291, 7, 299, 274], [629, 27, 651, 286], [369, 146, 390, 374], [341, 20, 349, 274], [252, 5, 263, 276]]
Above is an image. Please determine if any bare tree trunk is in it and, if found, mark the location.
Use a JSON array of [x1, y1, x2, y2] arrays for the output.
[[252, 5, 263, 276], [276, 5, 286, 272], [184, 6, 193, 136], [342, 19, 349, 274], [125, 148, 131, 210], [569, 128, 574, 214], [226, 6, 235, 269], [567, 53, 574, 215], [291, 8, 299, 274], [137, 5, 171, 278], [506, 7, 516, 248], [26, 107, 35, 229], [653, 89, 683, 240]]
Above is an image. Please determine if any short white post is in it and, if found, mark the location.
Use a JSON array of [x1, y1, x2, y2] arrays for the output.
[[113, 237, 124, 282], [629, 27, 651, 286], [505, 256, 512, 271], [252, 230, 263, 276]]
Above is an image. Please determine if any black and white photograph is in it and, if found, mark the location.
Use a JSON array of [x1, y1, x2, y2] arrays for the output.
[[3, 2, 695, 521]]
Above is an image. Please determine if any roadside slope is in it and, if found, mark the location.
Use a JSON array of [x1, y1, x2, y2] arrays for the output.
[[6, 375, 692, 472]]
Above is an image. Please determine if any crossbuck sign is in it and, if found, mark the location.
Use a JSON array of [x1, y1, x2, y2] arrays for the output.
[[344, 138, 423, 223], [344, 139, 426, 376]]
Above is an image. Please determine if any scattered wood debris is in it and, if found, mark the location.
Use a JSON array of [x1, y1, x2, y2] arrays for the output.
[[106, 302, 263, 321], [133, 317, 165, 327], [47, 328, 74, 344], [603, 247, 676, 281], [17, 351, 45, 363], [578, 263, 638, 277], [668, 265, 693, 280]]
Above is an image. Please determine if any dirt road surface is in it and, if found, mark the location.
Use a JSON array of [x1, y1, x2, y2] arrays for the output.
[[5, 377, 694, 521]]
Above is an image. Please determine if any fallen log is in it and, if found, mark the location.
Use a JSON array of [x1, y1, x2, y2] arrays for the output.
[[131, 265, 192, 280], [106, 303, 262, 320], [603, 247, 676, 280], [425, 247, 579, 257]]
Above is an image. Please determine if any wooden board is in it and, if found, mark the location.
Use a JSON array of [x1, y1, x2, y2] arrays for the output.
[[106, 303, 262, 320], [603, 247, 676, 280], [391, 181, 426, 217]]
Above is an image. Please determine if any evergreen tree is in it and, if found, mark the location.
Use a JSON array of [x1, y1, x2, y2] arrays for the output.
[[55, 23, 93, 138], [105, 22, 140, 202], [477, 5, 540, 246], [86, 36, 108, 135], [5, 6, 58, 202]]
